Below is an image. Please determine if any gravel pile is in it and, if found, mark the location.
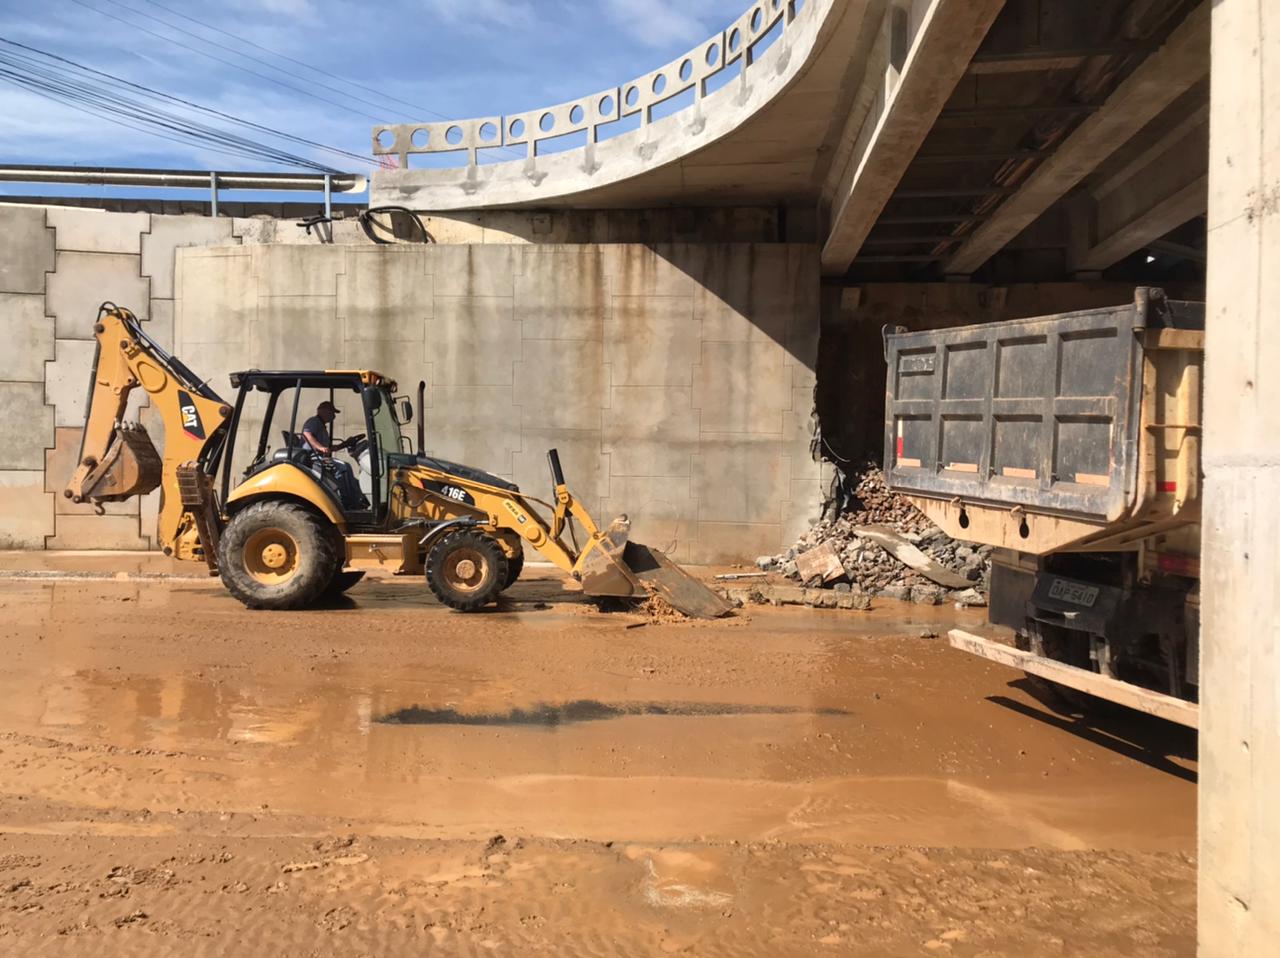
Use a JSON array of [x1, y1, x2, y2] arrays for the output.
[[757, 464, 992, 606]]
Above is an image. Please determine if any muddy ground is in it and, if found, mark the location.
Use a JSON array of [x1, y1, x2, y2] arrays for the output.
[[0, 557, 1197, 956]]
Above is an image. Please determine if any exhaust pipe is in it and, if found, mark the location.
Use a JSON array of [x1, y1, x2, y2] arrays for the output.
[[416, 379, 426, 454]]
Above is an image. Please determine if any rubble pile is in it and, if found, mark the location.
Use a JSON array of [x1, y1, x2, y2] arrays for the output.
[[757, 464, 992, 606]]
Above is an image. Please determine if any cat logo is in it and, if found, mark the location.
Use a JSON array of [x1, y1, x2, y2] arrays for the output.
[[504, 501, 528, 524], [177, 389, 205, 440]]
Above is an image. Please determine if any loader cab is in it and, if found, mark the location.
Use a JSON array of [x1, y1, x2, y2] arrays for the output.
[[221, 369, 410, 529]]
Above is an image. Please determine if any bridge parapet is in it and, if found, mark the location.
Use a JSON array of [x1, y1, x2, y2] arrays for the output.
[[372, 0, 801, 170]]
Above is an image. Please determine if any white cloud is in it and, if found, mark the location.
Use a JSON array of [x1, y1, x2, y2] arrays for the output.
[[421, 0, 536, 29], [602, 0, 714, 49]]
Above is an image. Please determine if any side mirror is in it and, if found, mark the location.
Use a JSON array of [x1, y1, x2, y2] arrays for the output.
[[394, 396, 413, 424]]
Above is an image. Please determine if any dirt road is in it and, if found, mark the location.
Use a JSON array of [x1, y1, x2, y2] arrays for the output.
[[0, 560, 1197, 956]]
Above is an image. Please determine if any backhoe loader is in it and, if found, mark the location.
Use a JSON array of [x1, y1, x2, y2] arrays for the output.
[[65, 303, 731, 617]]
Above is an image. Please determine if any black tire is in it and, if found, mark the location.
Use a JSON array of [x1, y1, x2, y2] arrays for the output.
[[218, 500, 339, 610], [502, 546, 524, 591], [426, 531, 508, 612], [325, 569, 366, 596]]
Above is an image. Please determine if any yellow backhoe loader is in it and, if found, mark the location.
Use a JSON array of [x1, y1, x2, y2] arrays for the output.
[[65, 303, 731, 617]]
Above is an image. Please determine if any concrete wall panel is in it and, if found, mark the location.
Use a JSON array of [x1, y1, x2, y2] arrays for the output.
[[252, 296, 343, 369], [47, 514, 146, 550], [47, 208, 149, 254], [0, 471, 55, 548], [0, 294, 54, 382], [175, 248, 255, 344], [0, 382, 54, 472], [515, 340, 605, 431], [604, 297, 698, 387], [430, 245, 517, 298], [0, 206, 54, 294], [516, 249, 609, 341], [427, 297, 520, 386], [142, 216, 236, 298], [692, 435, 788, 526], [340, 247, 431, 342], [602, 385, 698, 478], [252, 245, 344, 296], [46, 251, 148, 339], [692, 341, 788, 436]]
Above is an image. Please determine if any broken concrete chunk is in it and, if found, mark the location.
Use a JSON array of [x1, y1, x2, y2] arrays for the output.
[[954, 588, 988, 607], [794, 540, 845, 585], [854, 524, 974, 590]]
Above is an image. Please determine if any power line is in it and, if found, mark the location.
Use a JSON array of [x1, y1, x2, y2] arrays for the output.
[[124, 0, 524, 161], [67, 0, 386, 123], [0, 37, 373, 169], [137, 0, 446, 122]]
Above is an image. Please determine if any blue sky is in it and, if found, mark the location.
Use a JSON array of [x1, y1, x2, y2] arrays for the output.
[[0, 0, 749, 200]]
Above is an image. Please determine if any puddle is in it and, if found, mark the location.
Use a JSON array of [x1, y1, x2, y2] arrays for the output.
[[377, 699, 849, 727]]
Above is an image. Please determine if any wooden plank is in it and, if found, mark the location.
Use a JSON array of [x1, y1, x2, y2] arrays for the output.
[[948, 629, 1200, 729]]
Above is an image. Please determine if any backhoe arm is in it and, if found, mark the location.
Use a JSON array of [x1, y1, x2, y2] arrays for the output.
[[66, 304, 231, 559]]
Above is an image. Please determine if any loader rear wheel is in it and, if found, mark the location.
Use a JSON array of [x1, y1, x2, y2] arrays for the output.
[[426, 531, 507, 612], [502, 547, 524, 591], [219, 500, 338, 610]]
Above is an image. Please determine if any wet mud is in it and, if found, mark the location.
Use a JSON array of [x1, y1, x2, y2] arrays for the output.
[[0, 566, 1197, 955]]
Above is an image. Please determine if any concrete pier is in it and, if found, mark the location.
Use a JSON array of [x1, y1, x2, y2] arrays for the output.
[[1198, 0, 1280, 951]]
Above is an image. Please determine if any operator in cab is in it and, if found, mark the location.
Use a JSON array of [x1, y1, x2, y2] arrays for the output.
[[301, 401, 367, 509]]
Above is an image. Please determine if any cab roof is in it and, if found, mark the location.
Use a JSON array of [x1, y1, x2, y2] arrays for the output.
[[229, 369, 396, 391]]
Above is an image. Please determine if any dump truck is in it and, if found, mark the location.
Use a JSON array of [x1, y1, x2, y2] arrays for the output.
[[65, 303, 731, 617], [882, 288, 1202, 728]]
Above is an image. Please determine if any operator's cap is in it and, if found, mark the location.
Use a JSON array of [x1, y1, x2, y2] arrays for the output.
[[317, 400, 340, 415]]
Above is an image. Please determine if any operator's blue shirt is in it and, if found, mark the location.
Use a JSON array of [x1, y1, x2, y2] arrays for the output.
[[302, 415, 331, 449]]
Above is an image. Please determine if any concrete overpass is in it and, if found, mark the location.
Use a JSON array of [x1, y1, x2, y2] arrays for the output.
[[371, 0, 1207, 287]]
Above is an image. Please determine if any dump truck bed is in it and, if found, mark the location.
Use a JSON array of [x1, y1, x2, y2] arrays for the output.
[[882, 288, 1205, 554]]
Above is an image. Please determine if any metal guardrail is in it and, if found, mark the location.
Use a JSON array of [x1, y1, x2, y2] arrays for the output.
[[371, 0, 804, 168], [0, 165, 368, 217]]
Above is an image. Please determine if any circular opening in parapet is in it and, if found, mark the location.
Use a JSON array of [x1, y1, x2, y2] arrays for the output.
[[729, 28, 741, 51], [478, 121, 498, 143], [751, 7, 763, 30], [375, 128, 395, 149], [705, 42, 720, 65], [773, 0, 781, 9], [539, 111, 555, 133], [625, 85, 639, 107], [679, 58, 693, 81], [599, 94, 615, 115], [569, 104, 584, 125], [652, 73, 666, 95], [410, 128, 428, 148], [445, 125, 463, 145], [509, 118, 526, 138]]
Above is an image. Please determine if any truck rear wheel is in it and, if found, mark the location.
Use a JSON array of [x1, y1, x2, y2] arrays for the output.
[[219, 500, 338, 610], [426, 531, 508, 611]]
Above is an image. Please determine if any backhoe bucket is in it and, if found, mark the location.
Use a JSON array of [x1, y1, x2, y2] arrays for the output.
[[70, 422, 163, 505], [579, 517, 734, 619]]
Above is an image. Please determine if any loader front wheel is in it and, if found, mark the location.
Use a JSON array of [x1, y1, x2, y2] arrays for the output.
[[426, 531, 507, 612], [219, 500, 338, 610]]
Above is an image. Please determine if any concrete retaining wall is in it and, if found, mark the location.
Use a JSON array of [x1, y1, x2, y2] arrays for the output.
[[0, 203, 824, 563], [174, 242, 824, 565]]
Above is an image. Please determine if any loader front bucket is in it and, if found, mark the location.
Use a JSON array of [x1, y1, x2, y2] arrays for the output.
[[68, 422, 163, 505], [579, 517, 734, 619]]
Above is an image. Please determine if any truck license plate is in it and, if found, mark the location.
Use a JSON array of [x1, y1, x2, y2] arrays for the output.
[[1048, 578, 1099, 607]]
